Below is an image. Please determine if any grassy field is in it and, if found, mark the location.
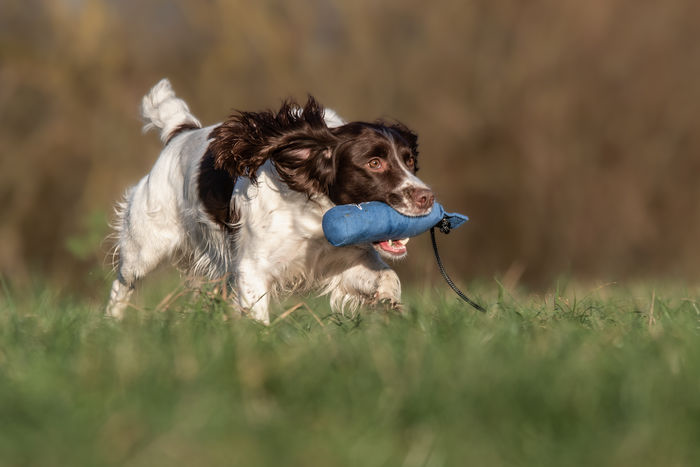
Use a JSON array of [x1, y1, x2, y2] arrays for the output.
[[1, 279, 700, 467]]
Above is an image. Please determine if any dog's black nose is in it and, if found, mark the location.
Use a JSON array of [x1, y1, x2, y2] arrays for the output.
[[411, 187, 434, 211]]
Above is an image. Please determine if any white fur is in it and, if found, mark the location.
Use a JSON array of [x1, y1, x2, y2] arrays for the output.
[[106, 79, 400, 324], [141, 78, 201, 143], [321, 108, 345, 128]]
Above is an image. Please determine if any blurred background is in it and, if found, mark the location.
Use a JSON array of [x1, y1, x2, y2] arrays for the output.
[[1, 0, 699, 296]]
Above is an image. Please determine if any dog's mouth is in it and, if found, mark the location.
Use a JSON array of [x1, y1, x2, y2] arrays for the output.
[[373, 237, 410, 258]]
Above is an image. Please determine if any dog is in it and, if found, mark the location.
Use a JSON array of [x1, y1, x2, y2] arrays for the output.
[[106, 78, 434, 324]]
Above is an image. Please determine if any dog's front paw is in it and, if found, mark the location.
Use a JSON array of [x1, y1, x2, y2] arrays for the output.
[[371, 270, 402, 310]]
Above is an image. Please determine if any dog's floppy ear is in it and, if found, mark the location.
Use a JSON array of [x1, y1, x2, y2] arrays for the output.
[[208, 96, 338, 195], [208, 110, 277, 183], [270, 95, 339, 196], [273, 138, 337, 196]]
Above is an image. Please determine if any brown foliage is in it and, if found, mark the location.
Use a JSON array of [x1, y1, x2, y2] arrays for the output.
[[1, 0, 699, 290]]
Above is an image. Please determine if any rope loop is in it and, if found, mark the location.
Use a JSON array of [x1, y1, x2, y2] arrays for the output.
[[430, 218, 486, 312]]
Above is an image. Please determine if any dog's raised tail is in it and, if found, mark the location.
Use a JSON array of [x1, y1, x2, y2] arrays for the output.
[[141, 78, 202, 145]]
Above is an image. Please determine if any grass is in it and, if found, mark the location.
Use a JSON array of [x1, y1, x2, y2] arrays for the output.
[[1, 279, 700, 466]]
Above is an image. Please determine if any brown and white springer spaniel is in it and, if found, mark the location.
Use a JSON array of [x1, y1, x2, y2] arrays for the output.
[[107, 79, 434, 324]]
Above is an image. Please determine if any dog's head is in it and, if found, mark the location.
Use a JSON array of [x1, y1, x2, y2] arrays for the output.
[[209, 96, 434, 259], [323, 122, 433, 258]]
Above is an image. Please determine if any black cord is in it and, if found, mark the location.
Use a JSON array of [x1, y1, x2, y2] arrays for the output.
[[430, 219, 486, 312]]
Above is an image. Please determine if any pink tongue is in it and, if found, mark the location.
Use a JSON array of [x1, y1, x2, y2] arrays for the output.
[[377, 240, 406, 254]]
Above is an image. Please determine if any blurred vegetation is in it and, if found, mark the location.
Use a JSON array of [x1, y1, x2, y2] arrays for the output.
[[1, 0, 700, 293]]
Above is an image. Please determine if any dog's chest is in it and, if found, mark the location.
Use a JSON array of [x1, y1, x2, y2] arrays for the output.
[[233, 163, 331, 265]]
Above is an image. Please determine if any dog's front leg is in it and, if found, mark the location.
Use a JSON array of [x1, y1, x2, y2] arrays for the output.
[[233, 259, 271, 325], [372, 268, 402, 307], [329, 250, 401, 311]]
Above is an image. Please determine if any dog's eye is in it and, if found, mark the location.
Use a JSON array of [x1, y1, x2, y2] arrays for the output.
[[367, 158, 382, 170], [406, 157, 415, 168]]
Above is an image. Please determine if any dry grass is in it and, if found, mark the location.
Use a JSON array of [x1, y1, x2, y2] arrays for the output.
[[1, 0, 699, 290]]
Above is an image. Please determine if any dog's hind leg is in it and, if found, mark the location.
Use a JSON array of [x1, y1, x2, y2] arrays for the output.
[[106, 274, 135, 319], [106, 184, 183, 318]]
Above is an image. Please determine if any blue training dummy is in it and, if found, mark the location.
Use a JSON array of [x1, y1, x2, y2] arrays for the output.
[[322, 201, 468, 251], [324, 201, 485, 311]]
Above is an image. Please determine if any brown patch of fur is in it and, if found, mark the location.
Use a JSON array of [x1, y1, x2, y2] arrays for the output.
[[373, 120, 420, 172], [387, 122, 419, 172], [197, 150, 238, 230]]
